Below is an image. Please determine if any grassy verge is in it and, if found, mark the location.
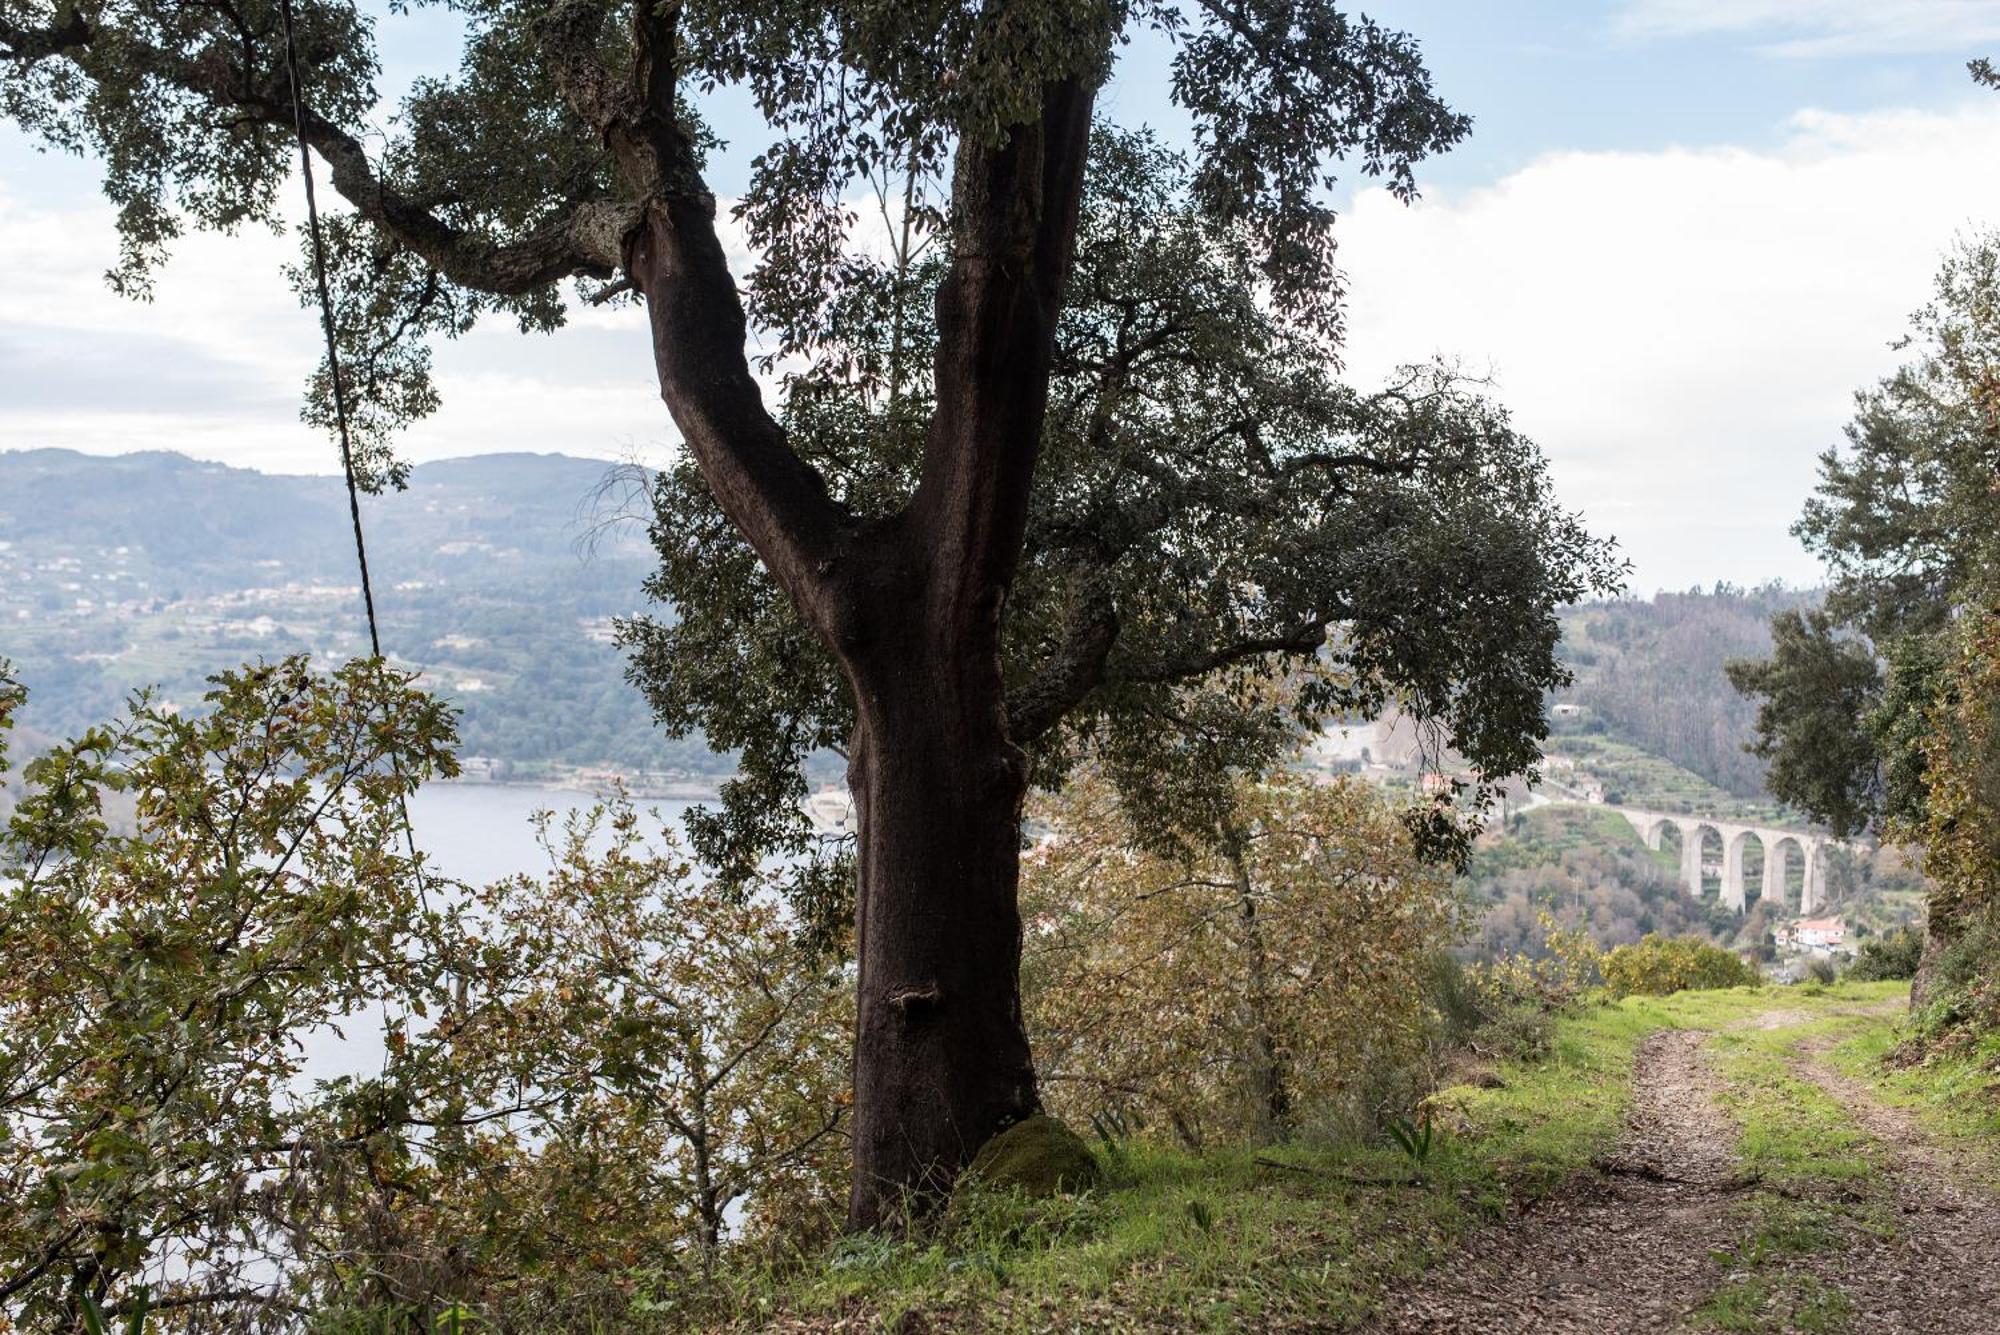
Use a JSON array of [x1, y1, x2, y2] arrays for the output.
[[1821, 1022, 2000, 1183], [1676, 982, 1907, 1334], [716, 990, 1724, 1330], [705, 983, 1957, 1332]]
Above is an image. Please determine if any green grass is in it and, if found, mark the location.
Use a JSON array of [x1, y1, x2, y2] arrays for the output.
[[718, 988, 1777, 1329], [1821, 1023, 2000, 1176], [1703, 1007, 1890, 1187], [712, 1138, 1533, 1331], [705, 983, 1978, 1332], [1695, 1274, 1855, 1334], [698, 998, 1680, 1330]]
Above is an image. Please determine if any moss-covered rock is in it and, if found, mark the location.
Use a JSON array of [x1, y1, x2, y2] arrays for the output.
[[961, 1114, 1102, 1198]]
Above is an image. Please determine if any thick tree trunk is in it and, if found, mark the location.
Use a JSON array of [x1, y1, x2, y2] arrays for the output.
[[1911, 889, 1966, 1014], [843, 616, 1040, 1229], [622, 74, 1098, 1229]]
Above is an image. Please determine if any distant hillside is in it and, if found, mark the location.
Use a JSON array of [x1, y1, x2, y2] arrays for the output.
[[0, 449, 723, 781], [1555, 585, 1822, 801], [3, 455, 1828, 799]]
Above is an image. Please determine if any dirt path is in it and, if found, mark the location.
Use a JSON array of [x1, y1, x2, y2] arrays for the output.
[[1778, 1039, 2000, 1331], [1367, 1015, 2000, 1334], [1365, 1030, 1744, 1333]]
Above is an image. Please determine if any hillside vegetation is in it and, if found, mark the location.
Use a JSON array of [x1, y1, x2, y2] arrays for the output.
[[1462, 804, 1929, 968], [1557, 586, 1822, 802], [0, 449, 724, 783]]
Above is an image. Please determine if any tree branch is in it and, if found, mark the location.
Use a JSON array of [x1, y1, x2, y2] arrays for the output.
[[912, 75, 1100, 619], [21, 9, 630, 289], [1113, 619, 1331, 687], [1008, 576, 1120, 740], [283, 97, 632, 288], [544, 0, 853, 615]]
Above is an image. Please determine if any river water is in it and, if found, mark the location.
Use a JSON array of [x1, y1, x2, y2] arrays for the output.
[[404, 781, 699, 883], [304, 782, 701, 1080]]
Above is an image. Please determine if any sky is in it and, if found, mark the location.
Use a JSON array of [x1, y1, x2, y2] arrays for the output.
[[4, 2, 2000, 594]]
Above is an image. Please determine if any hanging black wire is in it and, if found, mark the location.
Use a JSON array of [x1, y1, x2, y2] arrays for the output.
[[276, 0, 430, 901], [276, 0, 382, 659]]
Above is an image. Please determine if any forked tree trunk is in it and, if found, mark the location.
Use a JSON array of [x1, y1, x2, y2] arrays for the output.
[[840, 581, 1041, 1229], [625, 76, 1097, 1230]]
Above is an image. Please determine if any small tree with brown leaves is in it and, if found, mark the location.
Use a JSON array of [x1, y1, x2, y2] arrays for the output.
[[1020, 769, 1461, 1150]]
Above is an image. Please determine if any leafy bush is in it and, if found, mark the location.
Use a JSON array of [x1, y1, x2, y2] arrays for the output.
[[1908, 909, 2000, 1047], [0, 659, 850, 1330], [1847, 926, 1924, 982], [1472, 998, 1560, 1064], [1446, 914, 1602, 1064], [1471, 913, 1604, 1013], [1599, 934, 1759, 997], [1426, 951, 1489, 1049], [1021, 772, 1463, 1150]]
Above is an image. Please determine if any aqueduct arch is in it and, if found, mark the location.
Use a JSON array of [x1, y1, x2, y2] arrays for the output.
[[1614, 806, 1828, 914]]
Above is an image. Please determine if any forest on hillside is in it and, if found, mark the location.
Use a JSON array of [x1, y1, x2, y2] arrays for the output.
[[0, 450, 730, 781], [1558, 584, 1823, 801], [1460, 805, 1929, 968]]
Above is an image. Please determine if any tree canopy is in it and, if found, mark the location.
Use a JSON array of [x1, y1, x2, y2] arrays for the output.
[[3, 0, 1468, 485], [1729, 228, 2000, 840], [627, 128, 1622, 923], [1728, 68, 2000, 1022]]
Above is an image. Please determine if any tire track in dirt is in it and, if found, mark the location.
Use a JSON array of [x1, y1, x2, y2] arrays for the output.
[[1365, 1030, 1743, 1333], [1778, 1037, 2000, 1332]]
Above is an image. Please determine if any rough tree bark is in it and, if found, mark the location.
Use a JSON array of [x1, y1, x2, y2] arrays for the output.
[[843, 602, 1040, 1222], [624, 64, 1099, 1225]]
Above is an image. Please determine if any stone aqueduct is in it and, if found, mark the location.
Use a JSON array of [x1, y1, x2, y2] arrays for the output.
[[1599, 806, 1832, 915]]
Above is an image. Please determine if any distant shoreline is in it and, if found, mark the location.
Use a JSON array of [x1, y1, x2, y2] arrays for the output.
[[435, 771, 724, 803]]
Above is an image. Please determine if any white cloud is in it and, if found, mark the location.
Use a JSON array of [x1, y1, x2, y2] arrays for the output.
[[8, 105, 2000, 593], [0, 177, 696, 476], [1336, 99, 2000, 594], [1616, 0, 2000, 57], [0, 162, 926, 480]]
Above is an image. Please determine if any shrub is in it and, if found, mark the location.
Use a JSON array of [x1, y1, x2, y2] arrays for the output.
[[1472, 998, 1559, 1064], [1426, 951, 1488, 1049], [1847, 926, 1923, 982], [1911, 908, 2000, 1046], [1897, 611, 2000, 1044], [1600, 933, 1759, 997], [1021, 771, 1463, 1150], [1470, 913, 1604, 1015], [0, 661, 851, 1329]]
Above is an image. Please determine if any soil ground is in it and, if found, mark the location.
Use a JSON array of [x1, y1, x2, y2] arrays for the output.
[[1779, 1036, 2000, 1331], [1366, 1015, 2000, 1334]]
